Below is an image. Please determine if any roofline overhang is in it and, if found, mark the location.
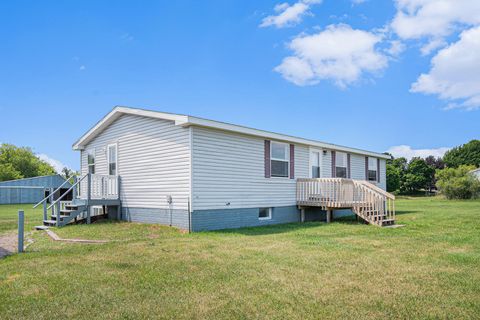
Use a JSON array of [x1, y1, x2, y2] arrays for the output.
[[72, 106, 391, 160]]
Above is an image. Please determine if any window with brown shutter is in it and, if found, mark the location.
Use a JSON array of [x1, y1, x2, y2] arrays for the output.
[[335, 151, 348, 178], [270, 141, 290, 178], [367, 157, 378, 182]]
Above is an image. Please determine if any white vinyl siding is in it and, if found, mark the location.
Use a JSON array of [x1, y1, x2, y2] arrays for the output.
[[320, 152, 387, 191], [350, 154, 367, 180], [192, 127, 309, 210], [80, 114, 191, 210], [79, 115, 388, 212]]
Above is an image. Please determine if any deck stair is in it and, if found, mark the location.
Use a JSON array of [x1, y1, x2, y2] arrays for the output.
[[34, 173, 121, 228], [297, 178, 396, 227], [43, 204, 87, 227]]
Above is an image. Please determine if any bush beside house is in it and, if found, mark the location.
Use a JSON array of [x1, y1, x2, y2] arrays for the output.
[[436, 166, 480, 200]]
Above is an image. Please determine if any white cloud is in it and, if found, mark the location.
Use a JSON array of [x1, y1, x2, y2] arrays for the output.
[[387, 145, 451, 160], [260, 0, 322, 28], [37, 154, 69, 173], [420, 38, 447, 56], [391, 0, 480, 40], [386, 40, 406, 57], [351, 0, 367, 5], [411, 26, 480, 110], [79, 65, 86, 71], [274, 24, 388, 88]]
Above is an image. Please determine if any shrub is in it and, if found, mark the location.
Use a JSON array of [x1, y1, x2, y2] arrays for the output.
[[436, 165, 480, 199]]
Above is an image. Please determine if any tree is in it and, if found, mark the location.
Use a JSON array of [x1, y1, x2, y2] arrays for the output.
[[386, 163, 401, 192], [61, 167, 74, 179], [0, 143, 56, 181], [401, 157, 435, 193], [0, 163, 22, 181], [436, 165, 480, 199], [443, 140, 480, 168], [425, 155, 445, 170], [385, 157, 407, 193], [392, 157, 408, 172]]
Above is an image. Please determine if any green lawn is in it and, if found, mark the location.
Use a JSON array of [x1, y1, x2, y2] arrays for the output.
[[0, 204, 43, 235], [0, 197, 479, 319]]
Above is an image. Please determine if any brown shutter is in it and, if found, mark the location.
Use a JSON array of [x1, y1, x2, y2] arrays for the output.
[[290, 144, 295, 179], [377, 158, 381, 183], [365, 156, 369, 180], [347, 153, 351, 179], [265, 140, 271, 178], [331, 151, 336, 178]]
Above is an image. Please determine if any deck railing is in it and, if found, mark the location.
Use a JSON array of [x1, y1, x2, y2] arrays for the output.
[[297, 178, 395, 226], [77, 174, 119, 200], [89, 174, 119, 200]]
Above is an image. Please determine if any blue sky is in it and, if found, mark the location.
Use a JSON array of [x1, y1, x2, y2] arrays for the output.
[[0, 0, 478, 171]]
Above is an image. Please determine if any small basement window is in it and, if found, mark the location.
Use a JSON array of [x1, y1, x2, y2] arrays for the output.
[[271, 142, 289, 178], [259, 208, 272, 220]]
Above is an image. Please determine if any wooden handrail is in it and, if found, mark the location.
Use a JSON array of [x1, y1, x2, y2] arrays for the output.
[[47, 174, 88, 210], [33, 176, 74, 208], [355, 180, 395, 200], [297, 178, 395, 226]]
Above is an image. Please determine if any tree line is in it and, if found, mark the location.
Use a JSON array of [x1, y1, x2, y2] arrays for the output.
[[386, 140, 480, 199], [0, 143, 58, 181]]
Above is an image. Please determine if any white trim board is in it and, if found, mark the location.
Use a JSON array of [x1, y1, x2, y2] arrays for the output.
[[73, 106, 391, 160]]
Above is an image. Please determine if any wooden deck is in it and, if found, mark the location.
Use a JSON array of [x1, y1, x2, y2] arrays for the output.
[[297, 178, 396, 227], [34, 173, 121, 227]]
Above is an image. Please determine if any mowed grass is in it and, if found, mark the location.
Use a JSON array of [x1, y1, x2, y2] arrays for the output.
[[0, 204, 43, 235], [0, 197, 479, 319]]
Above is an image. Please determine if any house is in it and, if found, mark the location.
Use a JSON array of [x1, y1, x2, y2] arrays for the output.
[[37, 106, 395, 230], [0, 175, 72, 205]]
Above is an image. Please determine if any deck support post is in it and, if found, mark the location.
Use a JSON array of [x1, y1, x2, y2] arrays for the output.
[[49, 188, 54, 216], [18, 210, 24, 253], [326, 209, 333, 223], [72, 175, 77, 199], [56, 202, 61, 227], [43, 194, 47, 222], [300, 208, 305, 223], [117, 176, 122, 221], [87, 174, 91, 224], [86, 207, 91, 224]]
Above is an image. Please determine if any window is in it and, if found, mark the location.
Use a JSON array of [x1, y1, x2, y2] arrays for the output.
[[271, 142, 289, 178], [259, 208, 272, 220], [108, 144, 117, 176], [311, 151, 321, 178], [87, 149, 95, 174], [368, 157, 378, 182], [335, 152, 347, 178]]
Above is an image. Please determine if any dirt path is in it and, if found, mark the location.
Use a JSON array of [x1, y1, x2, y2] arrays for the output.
[[0, 232, 18, 258]]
